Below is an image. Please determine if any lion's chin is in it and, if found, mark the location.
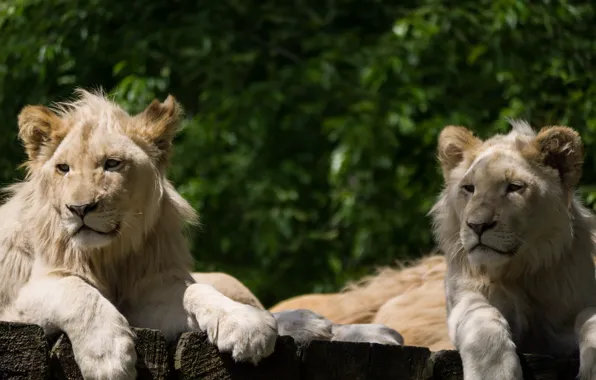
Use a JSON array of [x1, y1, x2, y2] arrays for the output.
[[466, 244, 514, 267], [70, 227, 117, 250]]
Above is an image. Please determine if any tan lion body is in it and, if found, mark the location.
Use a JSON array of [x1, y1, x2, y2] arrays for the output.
[[191, 272, 264, 309], [269, 255, 452, 350], [0, 90, 279, 380], [270, 251, 596, 352]]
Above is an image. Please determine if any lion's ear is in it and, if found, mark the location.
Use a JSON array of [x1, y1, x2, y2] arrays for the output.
[[530, 126, 584, 190], [17, 105, 64, 163], [437, 126, 482, 177], [136, 95, 182, 162]]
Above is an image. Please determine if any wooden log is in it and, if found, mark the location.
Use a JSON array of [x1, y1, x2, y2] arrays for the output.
[[300, 340, 370, 380], [49, 328, 171, 380], [173, 331, 300, 380], [132, 328, 171, 380], [429, 350, 462, 380], [0, 321, 587, 380], [518, 353, 579, 380], [430, 349, 580, 380], [173, 331, 229, 380], [49, 334, 83, 380], [257, 335, 301, 380], [0, 321, 50, 380], [367, 344, 431, 380], [132, 327, 173, 380]]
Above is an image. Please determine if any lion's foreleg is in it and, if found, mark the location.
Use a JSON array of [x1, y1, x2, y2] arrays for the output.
[[126, 278, 277, 364], [576, 307, 596, 380], [448, 291, 522, 380], [0, 276, 136, 380]]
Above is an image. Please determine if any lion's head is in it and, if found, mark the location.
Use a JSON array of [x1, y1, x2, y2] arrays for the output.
[[430, 120, 585, 273], [16, 89, 196, 253]]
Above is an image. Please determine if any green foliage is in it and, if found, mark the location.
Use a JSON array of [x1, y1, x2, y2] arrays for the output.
[[1, 0, 596, 306]]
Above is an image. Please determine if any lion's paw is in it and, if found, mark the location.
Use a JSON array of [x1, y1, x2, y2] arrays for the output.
[[74, 324, 137, 380], [207, 303, 278, 364], [273, 309, 333, 345], [331, 323, 404, 346], [459, 344, 522, 380]]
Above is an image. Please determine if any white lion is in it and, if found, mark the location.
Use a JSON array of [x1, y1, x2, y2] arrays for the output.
[[0, 90, 279, 380], [434, 120, 596, 379]]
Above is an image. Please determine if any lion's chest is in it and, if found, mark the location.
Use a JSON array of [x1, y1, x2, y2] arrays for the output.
[[487, 285, 578, 357]]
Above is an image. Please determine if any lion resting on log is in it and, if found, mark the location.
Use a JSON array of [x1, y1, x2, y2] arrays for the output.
[[0, 90, 403, 380], [0, 90, 282, 379], [269, 120, 596, 380]]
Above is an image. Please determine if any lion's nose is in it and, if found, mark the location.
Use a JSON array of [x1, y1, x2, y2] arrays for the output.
[[66, 202, 98, 218], [467, 221, 497, 237]]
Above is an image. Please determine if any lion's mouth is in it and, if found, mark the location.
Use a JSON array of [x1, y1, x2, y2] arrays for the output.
[[75, 224, 120, 236], [471, 243, 516, 256]]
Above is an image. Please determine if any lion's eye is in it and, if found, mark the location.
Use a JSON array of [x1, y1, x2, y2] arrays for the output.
[[104, 159, 122, 171], [506, 183, 524, 193], [56, 163, 70, 174], [462, 184, 475, 194]]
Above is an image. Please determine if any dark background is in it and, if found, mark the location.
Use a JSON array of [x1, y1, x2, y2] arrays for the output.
[[2, 1, 596, 307]]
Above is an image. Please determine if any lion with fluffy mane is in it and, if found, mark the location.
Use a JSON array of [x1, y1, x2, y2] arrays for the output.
[[0, 89, 405, 380], [271, 121, 596, 379], [0, 89, 281, 380], [435, 121, 596, 379]]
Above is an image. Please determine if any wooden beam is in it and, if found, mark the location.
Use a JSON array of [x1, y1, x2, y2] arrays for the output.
[[0, 322, 583, 380], [0, 322, 50, 380]]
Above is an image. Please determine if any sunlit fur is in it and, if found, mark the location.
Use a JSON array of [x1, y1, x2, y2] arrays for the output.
[[434, 121, 596, 380], [0, 89, 279, 380]]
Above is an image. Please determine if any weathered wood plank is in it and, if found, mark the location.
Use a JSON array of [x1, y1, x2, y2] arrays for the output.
[[49, 334, 83, 380], [519, 353, 579, 380], [0, 321, 50, 380], [0, 321, 586, 380], [431, 349, 580, 380], [173, 331, 300, 380], [259, 335, 301, 380], [429, 350, 461, 380], [133, 328, 171, 380], [368, 344, 432, 380], [300, 340, 370, 380], [173, 331, 229, 380], [49, 328, 171, 380]]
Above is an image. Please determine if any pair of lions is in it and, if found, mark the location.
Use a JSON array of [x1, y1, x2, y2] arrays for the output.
[[0, 90, 402, 380], [272, 121, 596, 379], [4, 87, 596, 380]]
